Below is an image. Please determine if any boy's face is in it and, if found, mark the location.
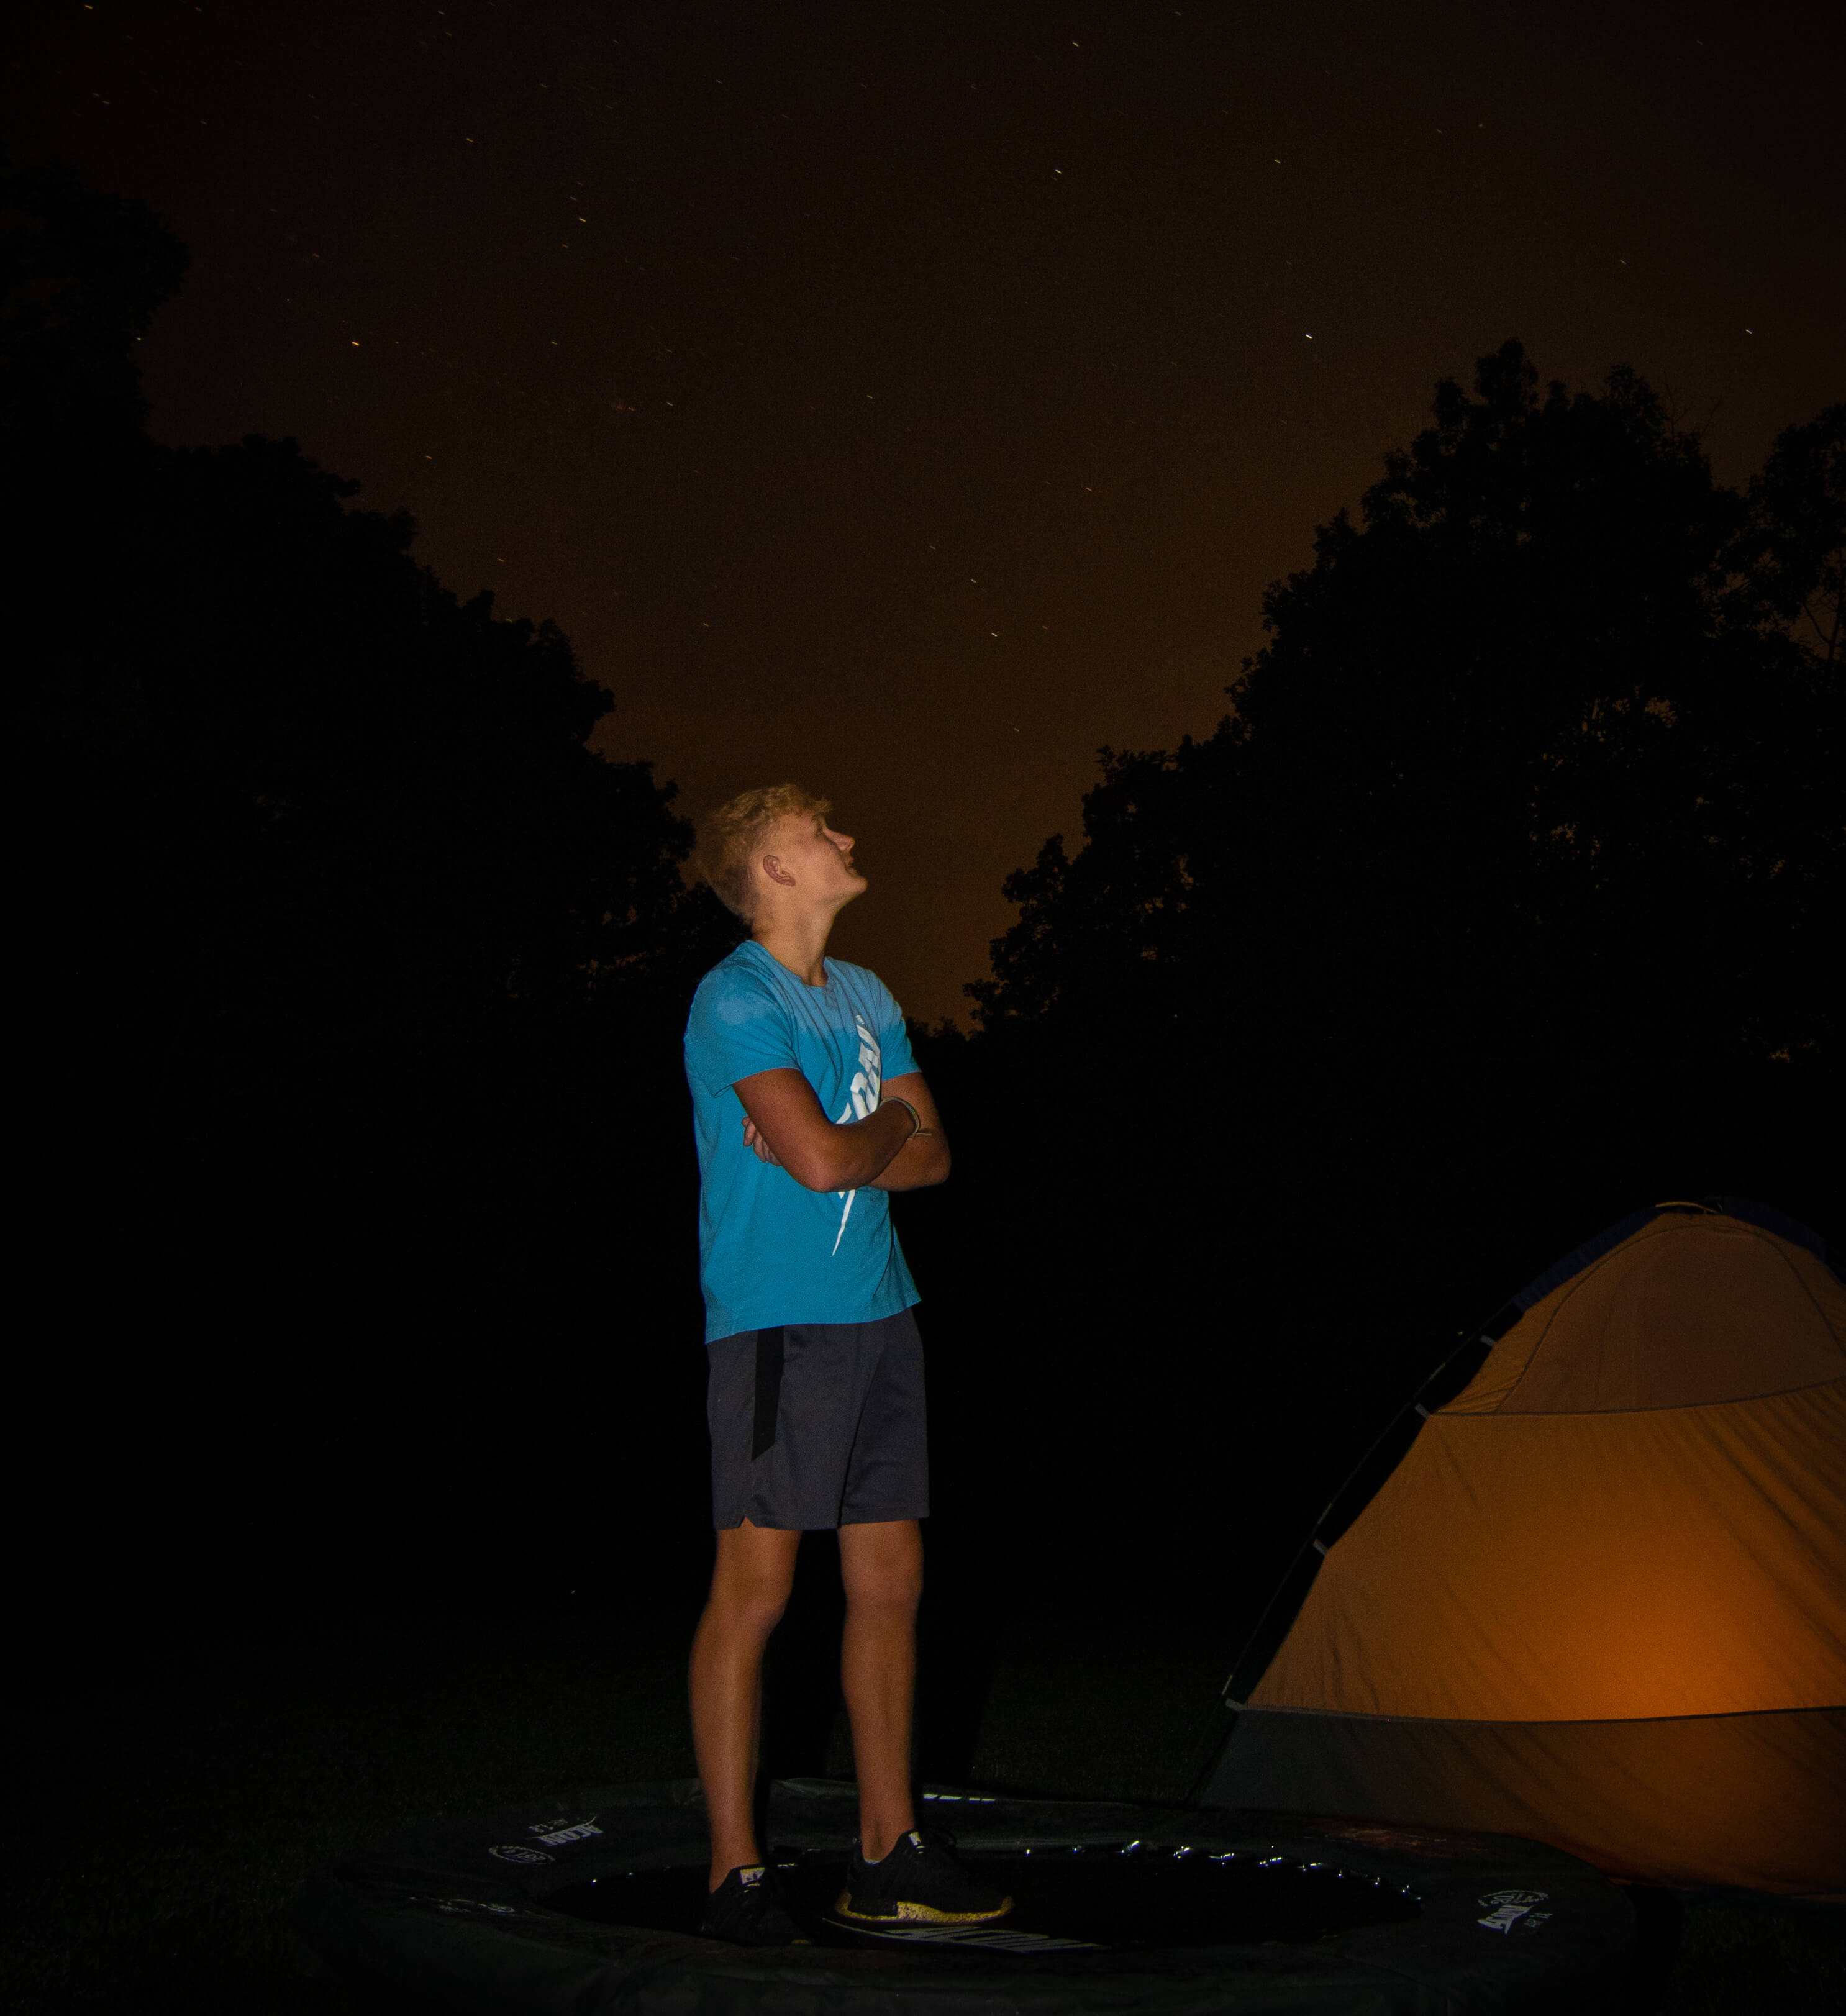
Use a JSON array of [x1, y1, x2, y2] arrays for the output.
[[760, 810, 866, 908]]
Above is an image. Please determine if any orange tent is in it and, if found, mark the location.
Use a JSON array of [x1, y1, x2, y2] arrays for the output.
[[1203, 1202, 1846, 1893]]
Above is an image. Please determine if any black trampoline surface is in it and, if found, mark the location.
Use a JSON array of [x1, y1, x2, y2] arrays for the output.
[[551, 1841, 1422, 1951], [298, 1778, 1634, 2014]]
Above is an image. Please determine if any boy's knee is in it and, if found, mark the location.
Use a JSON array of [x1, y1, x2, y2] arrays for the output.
[[740, 1594, 791, 1638], [845, 1564, 924, 1616], [702, 1596, 787, 1650], [735, 1576, 794, 1627], [707, 1563, 795, 1637]]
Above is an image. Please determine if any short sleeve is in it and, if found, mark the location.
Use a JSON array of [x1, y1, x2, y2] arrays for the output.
[[684, 961, 798, 1097], [871, 978, 917, 1081]]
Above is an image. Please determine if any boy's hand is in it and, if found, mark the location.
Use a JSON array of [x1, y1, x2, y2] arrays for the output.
[[742, 1115, 782, 1165]]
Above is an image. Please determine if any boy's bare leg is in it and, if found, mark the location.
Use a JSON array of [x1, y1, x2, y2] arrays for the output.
[[838, 1518, 924, 1861], [690, 1520, 801, 1891]]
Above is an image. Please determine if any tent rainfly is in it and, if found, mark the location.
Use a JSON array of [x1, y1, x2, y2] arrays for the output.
[[1203, 1201, 1846, 1894]]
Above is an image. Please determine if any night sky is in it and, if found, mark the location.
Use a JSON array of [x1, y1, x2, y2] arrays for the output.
[[7, 0, 1842, 1022]]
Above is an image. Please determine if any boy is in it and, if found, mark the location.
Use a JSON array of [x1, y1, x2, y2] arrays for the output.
[[681, 784, 1010, 1945]]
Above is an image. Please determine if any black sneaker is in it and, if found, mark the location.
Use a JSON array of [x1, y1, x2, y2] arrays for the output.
[[834, 1829, 1014, 1925], [700, 1863, 809, 1945]]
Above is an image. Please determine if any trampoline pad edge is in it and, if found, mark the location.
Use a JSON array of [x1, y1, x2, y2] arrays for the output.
[[295, 1779, 1631, 2015]]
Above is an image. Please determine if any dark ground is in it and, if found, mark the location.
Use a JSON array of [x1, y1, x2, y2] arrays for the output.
[[6, 1600, 1840, 2015]]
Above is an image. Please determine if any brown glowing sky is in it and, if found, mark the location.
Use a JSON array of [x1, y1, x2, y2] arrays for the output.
[[9, 1, 1842, 1021]]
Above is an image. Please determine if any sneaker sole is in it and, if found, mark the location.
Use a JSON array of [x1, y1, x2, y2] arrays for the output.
[[833, 1891, 1015, 1925]]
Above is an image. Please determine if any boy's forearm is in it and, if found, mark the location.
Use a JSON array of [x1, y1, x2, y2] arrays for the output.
[[868, 1135, 951, 1190], [790, 1100, 917, 1191]]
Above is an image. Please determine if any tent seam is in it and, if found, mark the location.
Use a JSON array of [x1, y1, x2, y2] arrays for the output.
[[1434, 1371, 1846, 1420], [1232, 1704, 1846, 1726]]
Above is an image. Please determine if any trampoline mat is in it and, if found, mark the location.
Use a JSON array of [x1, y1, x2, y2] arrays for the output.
[[548, 1843, 1422, 1952]]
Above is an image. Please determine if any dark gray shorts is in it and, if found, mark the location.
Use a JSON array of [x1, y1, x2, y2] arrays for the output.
[[706, 1307, 929, 1530]]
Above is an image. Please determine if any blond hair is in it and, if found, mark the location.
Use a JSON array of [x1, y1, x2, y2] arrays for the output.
[[698, 784, 832, 920]]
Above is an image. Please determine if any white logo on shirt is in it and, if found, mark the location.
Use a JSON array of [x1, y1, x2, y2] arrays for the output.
[[831, 1017, 882, 1254]]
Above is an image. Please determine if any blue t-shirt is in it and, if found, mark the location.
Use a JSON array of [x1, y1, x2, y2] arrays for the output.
[[683, 941, 921, 1343]]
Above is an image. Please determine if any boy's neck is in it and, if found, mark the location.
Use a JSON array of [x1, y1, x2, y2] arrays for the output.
[[752, 912, 834, 988]]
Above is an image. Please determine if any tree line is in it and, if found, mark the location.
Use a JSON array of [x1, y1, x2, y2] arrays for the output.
[[9, 160, 739, 1604], [9, 160, 737, 1307], [910, 342, 1840, 1598]]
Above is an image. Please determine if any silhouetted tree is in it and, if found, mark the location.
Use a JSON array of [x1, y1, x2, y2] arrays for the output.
[[972, 345, 1839, 1124], [7, 160, 734, 1301], [0, 156, 185, 446], [1742, 404, 1845, 666], [917, 347, 1842, 1593]]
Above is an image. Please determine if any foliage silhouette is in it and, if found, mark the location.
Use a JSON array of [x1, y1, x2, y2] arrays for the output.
[[11, 178, 734, 1227], [914, 344, 1842, 1602], [8, 161, 738, 1606], [973, 343, 1840, 1072]]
